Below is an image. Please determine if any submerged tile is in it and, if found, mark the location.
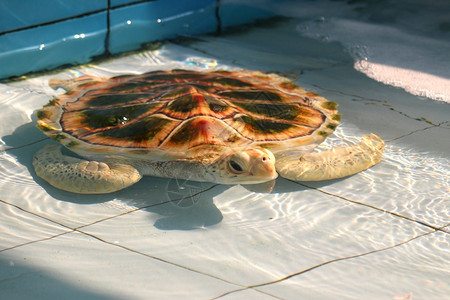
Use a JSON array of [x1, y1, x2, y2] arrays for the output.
[[0, 83, 51, 149], [0, 201, 69, 251], [174, 22, 350, 72], [0, 140, 153, 229], [300, 64, 450, 135], [257, 230, 450, 299], [390, 125, 450, 157], [81, 183, 430, 287], [0, 231, 238, 299], [217, 288, 279, 299], [302, 130, 450, 229]]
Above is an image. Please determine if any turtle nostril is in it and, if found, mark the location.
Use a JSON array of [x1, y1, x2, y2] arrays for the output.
[[262, 156, 267, 161]]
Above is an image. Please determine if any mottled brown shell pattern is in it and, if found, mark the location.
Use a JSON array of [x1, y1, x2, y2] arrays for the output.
[[37, 69, 340, 156]]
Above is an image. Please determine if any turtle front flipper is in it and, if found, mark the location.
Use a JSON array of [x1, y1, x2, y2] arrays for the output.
[[33, 144, 142, 194], [276, 134, 385, 181]]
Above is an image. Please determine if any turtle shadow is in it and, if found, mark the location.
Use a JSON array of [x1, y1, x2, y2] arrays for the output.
[[2, 115, 346, 230], [2, 116, 225, 230]]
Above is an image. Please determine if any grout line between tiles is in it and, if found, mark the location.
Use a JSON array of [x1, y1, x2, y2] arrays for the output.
[[0, 198, 74, 231], [0, 219, 251, 296], [311, 83, 446, 127], [74, 226, 283, 299], [74, 184, 220, 230], [0, 230, 74, 253], [386, 121, 449, 143], [0, 137, 49, 152], [0, 184, 219, 251], [167, 38, 345, 73], [75, 228, 246, 289], [212, 223, 449, 299], [80, 227, 236, 280], [0, 198, 247, 293], [296, 181, 447, 233], [0, 185, 255, 290], [75, 227, 283, 300]]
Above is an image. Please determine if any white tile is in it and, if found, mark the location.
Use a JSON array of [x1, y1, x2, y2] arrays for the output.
[[169, 23, 349, 72], [216, 288, 279, 299], [0, 84, 50, 150], [391, 125, 450, 157], [81, 183, 430, 288], [257, 230, 450, 300], [0, 201, 69, 250], [0, 141, 174, 229], [300, 63, 450, 127], [304, 140, 449, 228], [0, 231, 238, 299]]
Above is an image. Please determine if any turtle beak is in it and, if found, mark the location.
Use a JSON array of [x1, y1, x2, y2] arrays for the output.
[[234, 148, 278, 184], [248, 149, 278, 181]]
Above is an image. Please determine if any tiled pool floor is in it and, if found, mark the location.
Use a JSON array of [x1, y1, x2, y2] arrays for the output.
[[0, 20, 449, 299]]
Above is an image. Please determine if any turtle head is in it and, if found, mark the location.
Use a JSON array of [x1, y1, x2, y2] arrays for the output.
[[213, 147, 278, 184]]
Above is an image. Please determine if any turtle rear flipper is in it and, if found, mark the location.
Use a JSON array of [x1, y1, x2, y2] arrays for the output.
[[276, 134, 385, 181], [33, 144, 142, 194]]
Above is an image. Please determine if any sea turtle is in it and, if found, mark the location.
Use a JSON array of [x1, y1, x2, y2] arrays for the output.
[[33, 69, 385, 194]]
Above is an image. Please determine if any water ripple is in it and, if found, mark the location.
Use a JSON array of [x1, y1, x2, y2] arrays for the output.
[[0, 201, 69, 251], [0, 151, 35, 186], [305, 125, 449, 229]]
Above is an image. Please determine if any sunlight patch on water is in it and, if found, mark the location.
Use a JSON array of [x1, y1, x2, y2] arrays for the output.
[[355, 60, 450, 103], [296, 16, 450, 103]]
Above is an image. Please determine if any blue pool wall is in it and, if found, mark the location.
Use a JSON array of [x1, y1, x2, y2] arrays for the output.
[[0, 0, 277, 80]]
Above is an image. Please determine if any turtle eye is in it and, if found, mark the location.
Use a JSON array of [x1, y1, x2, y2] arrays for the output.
[[229, 160, 244, 173]]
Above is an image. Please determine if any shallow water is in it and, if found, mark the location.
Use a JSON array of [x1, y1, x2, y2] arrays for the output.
[[1, 7, 449, 300], [267, 0, 450, 103]]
